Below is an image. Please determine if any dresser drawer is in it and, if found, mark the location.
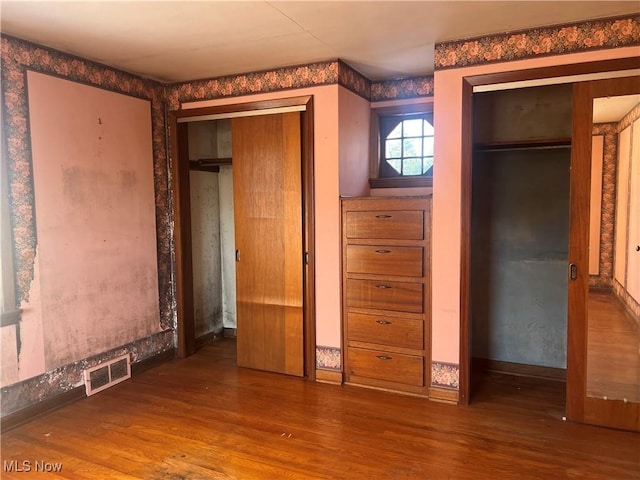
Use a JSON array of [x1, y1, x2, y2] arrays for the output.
[[347, 347, 424, 386], [347, 313, 423, 350], [346, 245, 423, 277], [345, 210, 424, 240], [346, 279, 423, 313]]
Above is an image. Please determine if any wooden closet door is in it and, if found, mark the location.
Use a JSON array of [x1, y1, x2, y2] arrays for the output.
[[567, 77, 640, 431], [232, 112, 304, 376]]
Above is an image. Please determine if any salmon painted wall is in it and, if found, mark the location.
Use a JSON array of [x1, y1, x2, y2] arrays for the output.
[[432, 46, 639, 366], [182, 85, 343, 349], [20, 71, 161, 377], [338, 87, 370, 197]]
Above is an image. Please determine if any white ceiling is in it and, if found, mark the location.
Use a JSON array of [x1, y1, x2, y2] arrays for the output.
[[593, 94, 640, 123], [1, 1, 639, 83]]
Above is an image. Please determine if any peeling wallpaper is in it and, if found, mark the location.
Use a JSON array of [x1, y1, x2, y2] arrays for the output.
[[1, 36, 174, 333]]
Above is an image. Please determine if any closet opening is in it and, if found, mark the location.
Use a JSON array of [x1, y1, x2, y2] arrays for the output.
[[459, 59, 640, 428], [469, 84, 572, 404], [169, 97, 316, 380]]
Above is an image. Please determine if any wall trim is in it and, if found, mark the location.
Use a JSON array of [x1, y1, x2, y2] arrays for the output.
[[1, 346, 175, 432], [316, 369, 343, 385], [195, 329, 224, 349], [431, 361, 460, 389], [315, 346, 341, 371], [435, 15, 640, 70], [0, 330, 174, 417], [223, 327, 237, 338], [428, 386, 459, 404], [370, 76, 434, 102], [473, 357, 566, 382], [168, 60, 434, 108]]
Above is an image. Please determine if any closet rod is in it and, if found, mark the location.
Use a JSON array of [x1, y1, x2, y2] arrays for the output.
[[475, 144, 572, 153]]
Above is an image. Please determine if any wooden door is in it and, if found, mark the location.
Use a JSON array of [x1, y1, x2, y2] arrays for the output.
[[232, 112, 304, 376], [567, 76, 640, 431]]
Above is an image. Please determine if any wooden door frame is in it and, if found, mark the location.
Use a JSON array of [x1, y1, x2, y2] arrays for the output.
[[459, 57, 640, 406], [169, 96, 316, 381]]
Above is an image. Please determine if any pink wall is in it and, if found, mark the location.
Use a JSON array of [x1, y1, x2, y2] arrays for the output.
[[183, 85, 343, 348], [432, 46, 639, 365], [338, 87, 371, 197], [22, 71, 161, 376]]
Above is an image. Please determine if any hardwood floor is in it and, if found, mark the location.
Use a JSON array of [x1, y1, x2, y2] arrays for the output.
[[587, 290, 640, 403], [2, 339, 638, 479]]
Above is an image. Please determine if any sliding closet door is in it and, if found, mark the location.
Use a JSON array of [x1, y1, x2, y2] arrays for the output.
[[232, 112, 304, 376], [567, 76, 640, 431]]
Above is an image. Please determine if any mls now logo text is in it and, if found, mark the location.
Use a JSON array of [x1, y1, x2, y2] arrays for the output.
[[3, 460, 63, 473]]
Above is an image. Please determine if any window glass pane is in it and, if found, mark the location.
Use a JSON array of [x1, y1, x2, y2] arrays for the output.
[[424, 120, 434, 135], [423, 157, 434, 174], [403, 118, 424, 137], [423, 137, 434, 156], [385, 139, 402, 158], [403, 138, 422, 157], [386, 159, 402, 174], [403, 158, 422, 176], [387, 123, 403, 139], [378, 113, 434, 179]]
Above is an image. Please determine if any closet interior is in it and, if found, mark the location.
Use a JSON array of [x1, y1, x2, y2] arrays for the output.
[[470, 84, 573, 387], [187, 119, 237, 344]]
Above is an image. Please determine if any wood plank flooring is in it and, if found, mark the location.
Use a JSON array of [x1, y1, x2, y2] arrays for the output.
[[2, 339, 639, 479], [587, 290, 640, 402]]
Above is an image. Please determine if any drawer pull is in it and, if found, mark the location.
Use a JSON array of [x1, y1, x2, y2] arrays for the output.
[[375, 214, 392, 219], [375, 249, 391, 254], [375, 285, 391, 289], [376, 355, 392, 361], [376, 320, 392, 325]]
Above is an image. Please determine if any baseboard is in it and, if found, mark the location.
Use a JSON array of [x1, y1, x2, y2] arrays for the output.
[[429, 386, 459, 404], [1, 385, 85, 432], [473, 357, 566, 382], [315, 369, 342, 385], [223, 328, 237, 338], [131, 348, 176, 375], [1, 348, 176, 432], [195, 330, 223, 349]]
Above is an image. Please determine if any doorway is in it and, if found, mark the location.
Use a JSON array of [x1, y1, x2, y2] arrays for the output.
[[469, 84, 572, 399], [459, 58, 640, 424], [169, 96, 316, 379]]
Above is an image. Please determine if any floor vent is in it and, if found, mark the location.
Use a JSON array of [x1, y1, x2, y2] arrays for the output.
[[84, 354, 131, 396]]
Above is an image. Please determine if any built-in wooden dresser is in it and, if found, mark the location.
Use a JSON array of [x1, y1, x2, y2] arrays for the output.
[[341, 196, 431, 396]]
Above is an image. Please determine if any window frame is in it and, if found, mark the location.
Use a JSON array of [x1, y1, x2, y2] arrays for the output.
[[369, 102, 434, 189]]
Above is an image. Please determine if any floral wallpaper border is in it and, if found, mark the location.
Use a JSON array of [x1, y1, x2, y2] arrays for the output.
[[168, 60, 433, 108], [589, 123, 618, 289], [316, 346, 341, 371], [1, 34, 173, 331], [168, 60, 340, 109], [434, 15, 640, 70], [371, 76, 434, 102], [431, 361, 459, 389], [338, 59, 371, 100]]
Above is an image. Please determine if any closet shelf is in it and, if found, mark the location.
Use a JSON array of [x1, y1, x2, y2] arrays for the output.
[[189, 157, 233, 172], [474, 138, 571, 153]]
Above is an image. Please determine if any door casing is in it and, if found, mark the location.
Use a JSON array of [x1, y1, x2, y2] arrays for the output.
[[169, 96, 316, 380]]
